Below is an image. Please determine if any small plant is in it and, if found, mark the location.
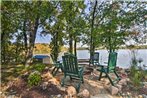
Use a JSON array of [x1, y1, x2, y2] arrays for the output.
[[129, 50, 142, 88], [130, 65, 136, 77], [28, 71, 41, 87], [33, 63, 46, 72], [131, 71, 142, 87]]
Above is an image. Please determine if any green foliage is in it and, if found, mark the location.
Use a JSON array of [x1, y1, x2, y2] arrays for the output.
[[1, 1, 146, 65], [129, 50, 146, 88], [132, 71, 142, 87], [130, 63, 146, 88], [130, 65, 136, 77], [33, 63, 46, 72], [28, 71, 41, 87], [130, 67, 146, 88], [25, 63, 46, 73]]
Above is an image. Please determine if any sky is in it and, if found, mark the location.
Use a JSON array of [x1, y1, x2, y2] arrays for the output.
[[35, 32, 52, 44]]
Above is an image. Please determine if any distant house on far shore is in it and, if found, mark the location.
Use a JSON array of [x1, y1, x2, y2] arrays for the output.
[[33, 54, 53, 64]]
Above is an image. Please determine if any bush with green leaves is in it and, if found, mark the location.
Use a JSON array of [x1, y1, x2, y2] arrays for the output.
[[130, 65, 146, 88], [30, 63, 46, 72], [28, 71, 41, 87]]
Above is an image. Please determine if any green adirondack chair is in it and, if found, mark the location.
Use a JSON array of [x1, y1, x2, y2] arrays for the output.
[[51, 61, 63, 76], [61, 54, 84, 92], [98, 52, 120, 86], [89, 52, 100, 67], [51, 55, 63, 76]]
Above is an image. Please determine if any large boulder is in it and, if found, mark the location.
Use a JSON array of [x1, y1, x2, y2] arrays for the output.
[[48, 78, 60, 86], [109, 86, 119, 95], [42, 72, 53, 81], [77, 89, 90, 98], [115, 84, 122, 92], [65, 86, 77, 98]]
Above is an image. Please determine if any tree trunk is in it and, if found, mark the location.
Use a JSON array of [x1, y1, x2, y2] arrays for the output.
[[22, 20, 28, 62], [74, 38, 77, 57], [108, 35, 113, 53], [90, 0, 97, 64], [55, 31, 59, 62], [69, 37, 73, 54], [1, 32, 6, 64], [69, 28, 73, 54], [1, 32, 5, 42], [15, 40, 19, 62], [25, 17, 39, 66], [25, 2, 41, 67]]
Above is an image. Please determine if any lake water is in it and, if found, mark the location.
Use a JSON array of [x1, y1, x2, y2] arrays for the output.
[[59, 49, 147, 69]]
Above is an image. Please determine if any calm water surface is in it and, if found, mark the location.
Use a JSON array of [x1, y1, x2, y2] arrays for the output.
[[59, 49, 147, 69]]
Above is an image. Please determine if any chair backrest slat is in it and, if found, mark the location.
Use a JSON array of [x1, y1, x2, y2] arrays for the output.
[[93, 52, 99, 62], [90, 52, 99, 65], [62, 54, 78, 74], [108, 52, 117, 72]]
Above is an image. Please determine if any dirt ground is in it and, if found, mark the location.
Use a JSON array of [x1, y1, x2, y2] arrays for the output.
[[1, 65, 147, 98]]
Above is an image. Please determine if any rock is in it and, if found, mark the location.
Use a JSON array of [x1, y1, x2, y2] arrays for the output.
[[57, 94, 62, 98], [126, 78, 130, 82], [58, 86, 66, 91], [64, 95, 68, 98], [45, 66, 49, 70], [104, 79, 110, 85], [126, 92, 131, 97], [118, 79, 127, 85], [120, 73, 127, 79], [138, 95, 143, 98], [142, 94, 147, 98], [7, 81, 14, 88], [115, 84, 122, 92], [109, 86, 119, 95], [42, 72, 53, 81], [41, 82, 48, 90], [78, 89, 90, 98], [48, 78, 59, 86], [120, 69, 125, 74], [105, 84, 111, 89], [66, 86, 77, 98], [22, 72, 29, 77]]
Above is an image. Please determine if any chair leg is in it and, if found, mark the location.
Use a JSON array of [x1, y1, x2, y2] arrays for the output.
[[61, 75, 66, 86], [51, 67, 56, 75], [82, 77, 84, 83], [76, 81, 82, 93], [53, 67, 59, 76], [114, 71, 121, 80], [105, 72, 114, 86], [79, 75, 84, 83], [99, 71, 103, 81], [70, 76, 72, 81]]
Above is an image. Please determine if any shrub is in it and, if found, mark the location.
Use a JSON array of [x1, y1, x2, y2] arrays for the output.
[[129, 50, 143, 88], [33, 63, 46, 72], [28, 71, 41, 87], [130, 65, 146, 88], [131, 71, 141, 87]]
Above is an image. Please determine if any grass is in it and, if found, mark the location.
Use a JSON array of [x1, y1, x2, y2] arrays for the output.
[[1, 64, 25, 83]]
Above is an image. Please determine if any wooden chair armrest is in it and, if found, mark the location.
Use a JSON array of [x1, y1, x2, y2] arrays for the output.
[[54, 61, 61, 68], [78, 66, 84, 74]]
